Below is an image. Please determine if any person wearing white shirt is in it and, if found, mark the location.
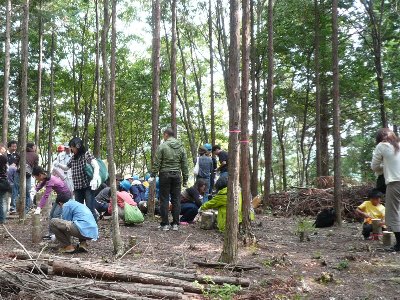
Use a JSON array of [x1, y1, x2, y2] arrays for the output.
[[52, 143, 74, 192]]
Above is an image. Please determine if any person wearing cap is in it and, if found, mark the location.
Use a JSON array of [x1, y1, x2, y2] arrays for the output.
[[52, 142, 74, 192], [355, 189, 386, 240], [150, 128, 189, 231], [195, 146, 213, 203], [130, 177, 146, 203]]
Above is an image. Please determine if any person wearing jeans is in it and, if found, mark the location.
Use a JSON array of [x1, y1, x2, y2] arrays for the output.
[[180, 179, 206, 224], [150, 128, 189, 231]]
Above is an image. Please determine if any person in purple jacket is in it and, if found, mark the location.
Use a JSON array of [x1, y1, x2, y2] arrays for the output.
[[32, 166, 72, 239]]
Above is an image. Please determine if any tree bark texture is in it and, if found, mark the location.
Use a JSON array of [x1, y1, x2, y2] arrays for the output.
[[47, 30, 55, 173], [314, 0, 322, 177], [263, 0, 275, 205], [34, 0, 43, 149], [2, 0, 12, 145], [209, 0, 215, 146], [220, 0, 241, 264], [170, 0, 177, 135], [94, 0, 102, 157], [18, 0, 30, 220], [148, 0, 161, 218], [332, 0, 342, 226]]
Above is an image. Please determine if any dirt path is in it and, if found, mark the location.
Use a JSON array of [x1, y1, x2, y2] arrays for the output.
[[1, 214, 400, 299]]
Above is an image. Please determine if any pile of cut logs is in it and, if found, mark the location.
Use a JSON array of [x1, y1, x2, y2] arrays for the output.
[[1, 249, 251, 299], [268, 185, 373, 221]]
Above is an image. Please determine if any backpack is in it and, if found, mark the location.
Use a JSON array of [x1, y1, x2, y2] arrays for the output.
[[124, 203, 144, 224], [314, 208, 335, 228], [85, 158, 109, 184]]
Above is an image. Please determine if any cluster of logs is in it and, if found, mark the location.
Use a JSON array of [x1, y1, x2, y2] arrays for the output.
[[1, 249, 251, 299], [268, 185, 373, 221]]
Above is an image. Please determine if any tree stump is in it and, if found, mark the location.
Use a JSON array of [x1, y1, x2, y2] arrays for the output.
[[383, 231, 393, 246], [31, 214, 41, 243], [200, 211, 215, 230]]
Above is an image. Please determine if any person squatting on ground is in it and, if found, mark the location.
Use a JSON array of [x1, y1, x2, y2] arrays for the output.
[[150, 128, 189, 231], [194, 146, 213, 203], [14, 143, 39, 213], [371, 128, 400, 251], [0, 145, 12, 223], [50, 196, 98, 253], [32, 166, 73, 239], [180, 179, 207, 224], [52, 143, 74, 192], [355, 189, 386, 240], [54, 137, 101, 221]]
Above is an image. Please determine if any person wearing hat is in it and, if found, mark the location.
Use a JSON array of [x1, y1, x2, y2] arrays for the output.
[[52, 142, 74, 192], [195, 146, 213, 203], [355, 189, 386, 240]]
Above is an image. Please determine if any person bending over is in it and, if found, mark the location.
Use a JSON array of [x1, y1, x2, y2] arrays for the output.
[[180, 179, 207, 224], [50, 196, 98, 253], [355, 189, 386, 240]]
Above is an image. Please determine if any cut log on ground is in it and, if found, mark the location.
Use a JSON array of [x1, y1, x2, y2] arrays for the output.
[[193, 261, 260, 271]]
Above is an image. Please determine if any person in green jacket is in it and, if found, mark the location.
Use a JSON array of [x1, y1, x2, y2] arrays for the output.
[[201, 175, 247, 232], [150, 128, 189, 231]]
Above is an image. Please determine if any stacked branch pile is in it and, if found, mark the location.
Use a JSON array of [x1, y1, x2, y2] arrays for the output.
[[0, 249, 250, 299], [268, 185, 373, 221]]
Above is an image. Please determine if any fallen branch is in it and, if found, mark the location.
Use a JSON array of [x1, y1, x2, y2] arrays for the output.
[[192, 261, 260, 271]]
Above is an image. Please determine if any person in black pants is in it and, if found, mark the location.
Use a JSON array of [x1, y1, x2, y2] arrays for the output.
[[150, 128, 189, 231], [180, 179, 207, 224]]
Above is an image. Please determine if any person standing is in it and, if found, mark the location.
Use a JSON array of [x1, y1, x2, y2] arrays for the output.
[[0, 145, 11, 223], [150, 128, 189, 231], [53, 143, 74, 192], [14, 143, 39, 213], [371, 128, 400, 251], [195, 146, 213, 203], [212, 145, 228, 177], [7, 140, 19, 213], [54, 137, 101, 221]]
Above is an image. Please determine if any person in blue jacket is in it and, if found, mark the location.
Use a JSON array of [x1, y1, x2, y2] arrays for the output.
[[50, 195, 99, 254]]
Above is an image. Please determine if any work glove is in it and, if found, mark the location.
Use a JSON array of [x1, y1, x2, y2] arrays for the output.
[[148, 177, 155, 183], [34, 207, 41, 215], [53, 162, 59, 168], [90, 176, 101, 190]]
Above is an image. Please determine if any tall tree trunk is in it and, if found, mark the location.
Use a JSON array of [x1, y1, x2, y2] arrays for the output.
[[79, 8, 89, 143], [263, 0, 274, 205], [332, 0, 342, 226], [34, 0, 43, 149], [314, 0, 322, 177], [320, 83, 329, 176], [72, 46, 79, 136], [147, 0, 161, 218], [215, 0, 229, 94], [170, 0, 177, 135], [94, 0, 102, 157], [47, 30, 55, 173], [2, 0, 12, 145], [109, 0, 124, 255], [275, 119, 287, 191], [209, 0, 215, 146], [240, 0, 254, 245], [220, 0, 240, 264], [18, 0, 30, 220], [361, 0, 387, 127]]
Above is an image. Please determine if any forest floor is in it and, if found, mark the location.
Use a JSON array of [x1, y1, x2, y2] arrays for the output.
[[1, 211, 400, 300]]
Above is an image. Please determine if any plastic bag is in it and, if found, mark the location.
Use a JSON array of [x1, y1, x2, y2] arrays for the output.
[[124, 203, 144, 224]]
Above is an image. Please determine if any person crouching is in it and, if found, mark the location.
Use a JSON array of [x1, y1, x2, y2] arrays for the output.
[[50, 195, 98, 254], [355, 189, 386, 240], [180, 179, 207, 225]]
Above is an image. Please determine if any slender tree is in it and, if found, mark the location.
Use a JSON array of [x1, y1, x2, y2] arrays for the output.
[[240, 0, 254, 244], [220, 0, 241, 264], [94, 0, 102, 157], [209, 0, 215, 146], [18, 0, 30, 220], [170, 0, 177, 135], [332, 0, 342, 226], [34, 0, 43, 148], [47, 30, 55, 173], [147, 0, 161, 218], [110, 0, 124, 255], [2, 0, 12, 145], [314, 0, 322, 177], [263, 0, 275, 205]]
